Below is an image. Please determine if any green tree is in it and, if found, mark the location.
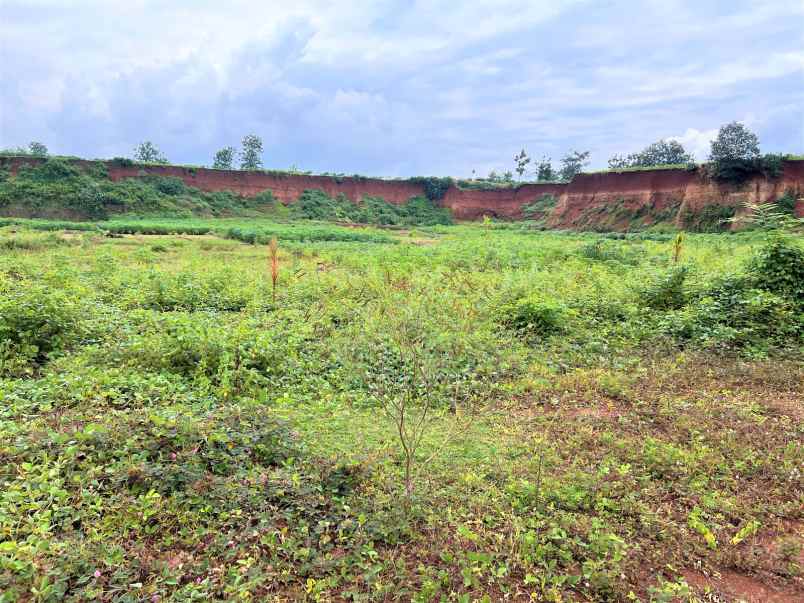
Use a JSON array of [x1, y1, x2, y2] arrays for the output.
[[134, 141, 168, 164], [709, 122, 760, 163], [28, 142, 48, 157], [239, 134, 263, 170], [608, 140, 693, 169], [213, 146, 236, 170], [514, 148, 530, 180], [638, 140, 693, 166], [607, 154, 629, 169], [709, 122, 762, 184], [535, 156, 556, 182], [559, 149, 590, 181]]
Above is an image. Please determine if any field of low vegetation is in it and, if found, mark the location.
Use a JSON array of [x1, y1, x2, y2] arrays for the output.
[[1, 216, 802, 602]]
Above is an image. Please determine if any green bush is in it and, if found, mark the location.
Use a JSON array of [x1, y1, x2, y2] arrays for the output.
[[521, 194, 558, 220], [709, 154, 787, 185], [499, 296, 570, 337], [0, 283, 83, 374], [638, 266, 688, 310], [660, 277, 799, 351], [747, 236, 804, 304], [144, 175, 187, 195], [408, 176, 453, 201]]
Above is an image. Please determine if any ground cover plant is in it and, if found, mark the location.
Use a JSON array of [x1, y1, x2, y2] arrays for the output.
[[0, 220, 802, 602], [0, 157, 452, 227]]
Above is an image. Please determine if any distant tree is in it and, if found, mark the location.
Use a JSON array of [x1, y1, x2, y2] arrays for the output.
[[213, 146, 236, 169], [239, 134, 263, 170], [607, 154, 630, 169], [514, 149, 530, 180], [707, 122, 769, 184], [28, 142, 48, 157], [134, 141, 168, 164], [709, 122, 760, 163], [559, 150, 590, 181], [535, 156, 556, 182], [502, 171, 514, 182], [638, 139, 693, 166], [487, 169, 501, 182], [608, 139, 693, 169]]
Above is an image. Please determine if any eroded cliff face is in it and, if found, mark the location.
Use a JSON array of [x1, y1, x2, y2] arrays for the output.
[[547, 162, 804, 230], [104, 163, 426, 205], [4, 156, 803, 228]]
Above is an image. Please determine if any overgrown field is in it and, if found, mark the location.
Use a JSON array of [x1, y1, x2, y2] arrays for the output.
[[1, 221, 802, 602]]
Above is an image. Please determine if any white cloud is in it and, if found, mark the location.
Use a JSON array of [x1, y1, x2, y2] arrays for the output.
[[1, 0, 802, 175], [669, 128, 718, 160]]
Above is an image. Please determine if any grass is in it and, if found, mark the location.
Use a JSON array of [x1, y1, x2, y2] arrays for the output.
[[0, 221, 802, 602]]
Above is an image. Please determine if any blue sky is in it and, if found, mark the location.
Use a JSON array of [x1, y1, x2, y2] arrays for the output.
[[1, 0, 802, 177]]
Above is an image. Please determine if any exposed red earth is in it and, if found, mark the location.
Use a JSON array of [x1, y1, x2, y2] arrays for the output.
[[5, 157, 803, 227]]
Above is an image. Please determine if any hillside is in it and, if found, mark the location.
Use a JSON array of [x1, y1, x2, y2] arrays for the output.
[[1, 155, 802, 231]]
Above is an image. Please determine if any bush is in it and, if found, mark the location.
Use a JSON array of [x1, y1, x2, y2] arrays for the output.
[[748, 236, 804, 302], [17, 158, 81, 182], [660, 276, 799, 351], [408, 176, 453, 201], [709, 154, 787, 186], [145, 175, 187, 195], [499, 296, 570, 337], [0, 283, 83, 374], [521, 194, 558, 220], [638, 266, 688, 310]]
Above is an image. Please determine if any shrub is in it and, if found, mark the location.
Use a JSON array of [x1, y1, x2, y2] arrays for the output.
[[680, 204, 736, 232], [638, 266, 688, 310], [660, 276, 799, 351], [521, 194, 558, 220], [408, 176, 453, 201], [145, 175, 187, 195], [499, 296, 570, 337], [0, 283, 83, 374], [747, 236, 804, 304], [18, 158, 81, 182]]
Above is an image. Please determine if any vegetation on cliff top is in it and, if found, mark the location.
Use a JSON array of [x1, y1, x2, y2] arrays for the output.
[[0, 157, 452, 226]]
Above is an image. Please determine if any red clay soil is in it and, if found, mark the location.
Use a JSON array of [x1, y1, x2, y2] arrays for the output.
[[4, 157, 803, 226], [682, 568, 804, 603]]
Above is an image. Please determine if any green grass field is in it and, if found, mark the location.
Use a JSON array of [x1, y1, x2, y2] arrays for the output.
[[1, 220, 802, 602]]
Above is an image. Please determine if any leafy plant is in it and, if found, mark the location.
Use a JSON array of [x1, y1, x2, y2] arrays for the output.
[[499, 296, 570, 337], [559, 149, 590, 181], [408, 176, 453, 202], [212, 146, 236, 169], [638, 266, 688, 310], [134, 141, 168, 164], [239, 134, 263, 170]]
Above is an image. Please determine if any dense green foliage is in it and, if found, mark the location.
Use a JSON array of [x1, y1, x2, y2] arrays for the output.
[[706, 122, 788, 185], [407, 176, 453, 201], [608, 139, 694, 169], [0, 158, 453, 226], [133, 141, 168, 164], [0, 220, 801, 600], [288, 190, 452, 226]]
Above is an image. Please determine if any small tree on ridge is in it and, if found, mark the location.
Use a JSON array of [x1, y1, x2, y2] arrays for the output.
[[213, 146, 236, 169], [559, 149, 590, 181], [240, 134, 263, 170], [134, 141, 168, 164]]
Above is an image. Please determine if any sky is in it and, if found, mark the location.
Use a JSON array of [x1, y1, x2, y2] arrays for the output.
[[1, 0, 803, 178]]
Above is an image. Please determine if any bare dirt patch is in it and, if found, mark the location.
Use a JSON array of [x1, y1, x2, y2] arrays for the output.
[[682, 567, 804, 603]]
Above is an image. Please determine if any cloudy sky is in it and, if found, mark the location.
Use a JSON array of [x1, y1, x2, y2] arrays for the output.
[[1, 0, 803, 177]]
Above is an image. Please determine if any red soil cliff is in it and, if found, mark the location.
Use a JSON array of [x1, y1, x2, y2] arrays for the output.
[[4, 157, 803, 228]]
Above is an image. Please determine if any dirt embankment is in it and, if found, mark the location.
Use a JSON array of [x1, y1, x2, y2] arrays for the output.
[[4, 157, 803, 228], [548, 162, 804, 229]]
